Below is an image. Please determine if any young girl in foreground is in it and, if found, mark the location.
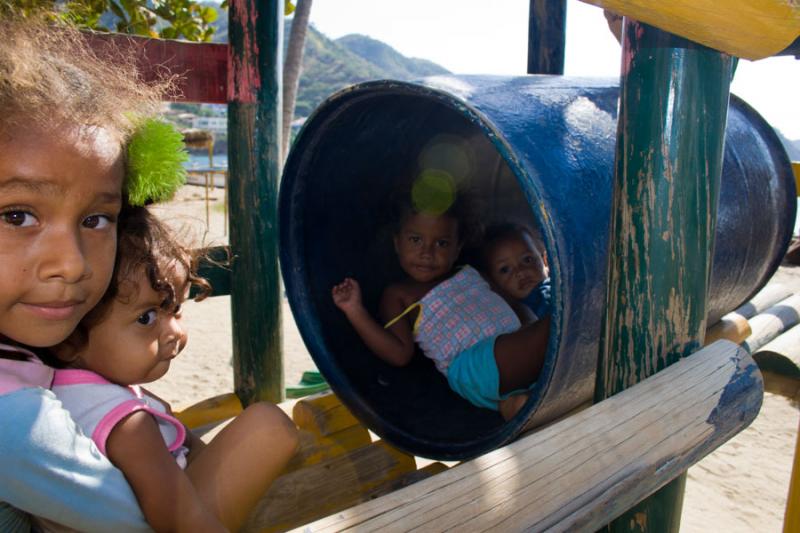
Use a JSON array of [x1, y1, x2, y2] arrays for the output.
[[0, 16, 162, 531], [332, 194, 550, 420], [45, 206, 298, 532]]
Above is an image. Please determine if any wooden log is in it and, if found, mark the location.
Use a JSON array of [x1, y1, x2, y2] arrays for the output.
[[244, 440, 419, 532], [732, 282, 795, 319], [174, 392, 242, 430], [785, 420, 800, 532], [293, 392, 366, 438], [578, 0, 800, 59], [704, 313, 751, 346], [228, 0, 284, 404], [751, 324, 800, 402], [527, 0, 567, 74], [284, 426, 372, 473], [742, 293, 800, 353], [293, 341, 762, 532]]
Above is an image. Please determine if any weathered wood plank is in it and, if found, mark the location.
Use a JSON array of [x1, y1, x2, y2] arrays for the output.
[[578, 0, 800, 59], [742, 293, 800, 353], [733, 282, 795, 319], [84, 32, 227, 103], [283, 426, 372, 472], [244, 440, 418, 533], [752, 323, 800, 402], [292, 392, 365, 437], [293, 341, 762, 532]]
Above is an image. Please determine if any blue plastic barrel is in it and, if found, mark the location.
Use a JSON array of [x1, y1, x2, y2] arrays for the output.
[[279, 75, 795, 460]]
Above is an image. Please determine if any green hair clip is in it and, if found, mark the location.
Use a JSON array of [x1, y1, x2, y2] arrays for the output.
[[126, 118, 188, 206]]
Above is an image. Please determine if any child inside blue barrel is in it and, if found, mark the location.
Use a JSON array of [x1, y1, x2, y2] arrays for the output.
[[331, 175, 550, 420], [479, 222, 552, 324]]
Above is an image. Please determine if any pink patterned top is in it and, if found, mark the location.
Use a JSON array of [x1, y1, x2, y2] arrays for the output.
[[385, 266, 520, 375]]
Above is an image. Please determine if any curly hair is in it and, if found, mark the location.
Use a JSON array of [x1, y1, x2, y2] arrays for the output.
[[100, 205, 212, 314], [0, 15, 173, 140]]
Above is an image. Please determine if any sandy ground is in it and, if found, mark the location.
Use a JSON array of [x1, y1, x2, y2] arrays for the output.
[[148, 184, 799, 532]]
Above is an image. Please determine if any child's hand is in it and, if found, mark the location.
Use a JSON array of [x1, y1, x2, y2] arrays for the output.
[[332, 278, 363, 314]]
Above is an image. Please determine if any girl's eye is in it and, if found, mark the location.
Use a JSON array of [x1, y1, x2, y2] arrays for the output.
[[498, 266, 510, 275], [83, 214, 112, 229], [1, 210, 37, 227], [523, 255, 534, 264], [437, 240, 450, 248], [409, 235, 421, 244], [137, 309, 158, 326]]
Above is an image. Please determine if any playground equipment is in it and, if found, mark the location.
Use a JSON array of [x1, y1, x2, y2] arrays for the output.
[[279, 76, 794, 460], [89, 0, 800, 530]]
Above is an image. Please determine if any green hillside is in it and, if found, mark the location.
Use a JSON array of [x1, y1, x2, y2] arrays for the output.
[[291, 23, 450, 117], [209, 13, 448, 117]]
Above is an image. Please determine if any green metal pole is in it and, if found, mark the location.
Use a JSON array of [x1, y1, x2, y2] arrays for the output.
[[595, 18, 733, 532], [227, 0, 284, 405]]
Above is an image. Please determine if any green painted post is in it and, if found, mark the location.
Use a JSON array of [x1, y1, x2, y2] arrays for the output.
[[527, 0, 567, 75], [595, 19, 733, 532], [227, 0, 284, 405]]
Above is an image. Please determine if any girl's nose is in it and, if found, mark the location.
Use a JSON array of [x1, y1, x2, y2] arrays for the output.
[[39, 228, 90, 283], [163, 315, 187, 352]]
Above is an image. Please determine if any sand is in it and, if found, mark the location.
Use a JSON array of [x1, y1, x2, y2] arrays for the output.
[[147, 184, 799, 532]]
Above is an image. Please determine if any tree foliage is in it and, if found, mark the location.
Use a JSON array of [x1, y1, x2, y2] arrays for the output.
[[1, 0, 219, 41]]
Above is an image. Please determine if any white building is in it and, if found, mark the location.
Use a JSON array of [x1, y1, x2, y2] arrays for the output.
[[191, 116, 227, 136]]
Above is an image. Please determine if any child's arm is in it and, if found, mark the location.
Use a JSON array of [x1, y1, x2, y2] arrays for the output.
[[106, 410, 227, 532], [332, 278, 416, 366]]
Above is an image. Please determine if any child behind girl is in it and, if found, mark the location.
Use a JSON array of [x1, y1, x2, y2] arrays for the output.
[[0, 16, 164, 531], [43, 206, 298, 532], [332, 192, 550, 421], [480, 223, 552, 324]]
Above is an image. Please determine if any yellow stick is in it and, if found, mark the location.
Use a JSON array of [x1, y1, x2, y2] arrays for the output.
[[581, 0, 800, 59], [786, 418, 800, 533]]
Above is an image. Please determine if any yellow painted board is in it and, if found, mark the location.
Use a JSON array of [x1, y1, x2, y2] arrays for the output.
[[580, 0, 800, 60], [785, 419, 800, 533], [793, 162, 800, 197], [174, 392, 242, 429], [284, 426, 373, 472], [292, 392, 362, 437]]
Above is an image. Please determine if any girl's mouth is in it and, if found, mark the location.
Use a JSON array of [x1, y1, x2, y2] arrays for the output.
[[23, 301, 83, 321]]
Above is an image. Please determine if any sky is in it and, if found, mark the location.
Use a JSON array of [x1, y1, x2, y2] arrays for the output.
[[307, 0, 800, 140]]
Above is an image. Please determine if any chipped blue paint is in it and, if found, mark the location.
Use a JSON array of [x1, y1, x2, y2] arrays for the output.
[[706, 354, 764, 431]]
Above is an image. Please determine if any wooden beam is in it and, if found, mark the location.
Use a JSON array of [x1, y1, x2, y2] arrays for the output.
[[527, 0, 567, 74], [742, 293, 800, 353], [293, 341, 762, 532], [83, 32, 227, 103], [579, 0, 800, 60], [596, 19, 733, 531], [733, 282, 796, 319], [228, 0, 285, 404]]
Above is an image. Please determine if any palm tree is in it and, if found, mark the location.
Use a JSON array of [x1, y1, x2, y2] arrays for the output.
[[282, 0, 313, 160]]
